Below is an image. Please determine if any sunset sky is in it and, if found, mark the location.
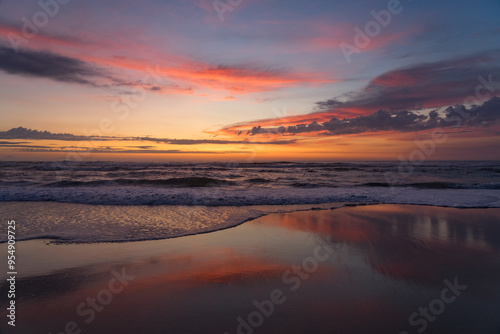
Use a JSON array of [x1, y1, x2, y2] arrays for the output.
[[0, 0, 499, 161]]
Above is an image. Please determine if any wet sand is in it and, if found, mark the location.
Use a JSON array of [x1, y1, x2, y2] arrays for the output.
[[1, 204, 500, 334]]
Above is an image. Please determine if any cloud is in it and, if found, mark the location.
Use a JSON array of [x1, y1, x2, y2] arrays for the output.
[[20, 148, 251, 154], [138, 136, 295, 145], [0, 127, 295, 145], [0, 22, 84, 49], [0, 143, 51, 149], [0, 45, 193, 93], [153, 62, 330, 94], [126, 145, 155, 149], [293, 20, 411, 54], [0, 127, 103, 141], [0, 42, 327, 95], [244, 97, 500, 136], [316, 51, 500, 114], [218, 111, 345, 136], [220, 52, 500, 135], [0, 141, 28, 145], [0, 45, 107, 86], [0, 17, 331, 95]]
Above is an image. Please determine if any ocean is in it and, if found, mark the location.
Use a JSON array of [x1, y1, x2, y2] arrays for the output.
[[1, 160, 500, 205], [1, 160, 500, 243]]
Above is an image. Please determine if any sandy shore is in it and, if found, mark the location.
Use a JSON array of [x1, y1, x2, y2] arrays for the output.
[[1, 204, 500, 333]]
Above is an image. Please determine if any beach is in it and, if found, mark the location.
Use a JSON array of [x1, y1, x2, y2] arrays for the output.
[[1, 203, 500, 334], [1, 0, 500, 332]]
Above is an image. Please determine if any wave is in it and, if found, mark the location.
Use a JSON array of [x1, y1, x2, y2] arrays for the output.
[[1, 188, 500, 245], [360, 182, 455, 189], [246, 178, 273, 184], [45, 177, 238, 188], [410, 182, 460, 189], [3, 179, 499, 191], [360, 182, 500, 189], [0, 180, 37, 186], [2, 161, 500, 207], [1, 186, 499, 207], [290, 182, 334, 188]]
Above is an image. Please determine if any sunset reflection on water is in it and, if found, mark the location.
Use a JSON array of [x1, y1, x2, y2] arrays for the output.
[[2, 205, 500, 334]]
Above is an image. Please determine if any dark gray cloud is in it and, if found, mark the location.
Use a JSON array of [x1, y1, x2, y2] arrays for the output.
[[0, 127, 105, 141], [222, 52, 500, 136], [0, 45, 104, 86], [139, 137, 295, 145], [316, 51, 500, 113], [0, 143, 51, 148], [126, 146, 155, 149], [0, 141, 28, 145], [20, 148, 251, 154], [247, 97, 500, 136], [0, 127, 295, 145], [0, 46, 189, 93]]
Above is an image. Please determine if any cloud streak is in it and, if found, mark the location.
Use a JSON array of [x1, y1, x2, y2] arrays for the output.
[[0, 127, 296, 145], [0, 45, 189, 94], [0, 45, 106, 86], [20, 148, 251, 154]]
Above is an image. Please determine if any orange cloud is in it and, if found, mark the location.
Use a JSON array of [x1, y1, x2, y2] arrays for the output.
[[0, 21, 331, 95], [217, 107, 369, 136], [64, 48, 332, 95]]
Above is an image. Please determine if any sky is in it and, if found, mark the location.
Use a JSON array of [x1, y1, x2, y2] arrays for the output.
[[0, 0, 499, 161]]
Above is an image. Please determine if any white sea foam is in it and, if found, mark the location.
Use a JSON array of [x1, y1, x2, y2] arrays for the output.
[[0, 201, 342, 244], [1, 186, 499, 207], [1, 160, 499, 243], [1, 187, 499, 244]]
